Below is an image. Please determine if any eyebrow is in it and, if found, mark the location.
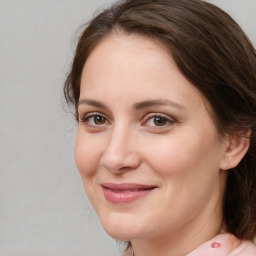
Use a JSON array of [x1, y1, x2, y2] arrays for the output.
[[77, 98, 186, 111], [133, 99, 186, 111], [77, 99, 109, 109]]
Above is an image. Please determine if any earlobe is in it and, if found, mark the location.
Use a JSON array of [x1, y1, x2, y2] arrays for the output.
[[220, 130, 251, 170]]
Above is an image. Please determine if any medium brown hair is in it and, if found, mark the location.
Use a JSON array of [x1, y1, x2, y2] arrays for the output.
[[64, 0, 256, 240]]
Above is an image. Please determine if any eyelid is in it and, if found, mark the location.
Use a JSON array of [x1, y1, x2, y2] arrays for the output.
[[78, 111, 110, 124], [142, 112, 176, 128], [78, 111, 176, 130]]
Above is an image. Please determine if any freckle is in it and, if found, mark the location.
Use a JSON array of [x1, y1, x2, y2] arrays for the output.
[[211, 242, 221, 248]]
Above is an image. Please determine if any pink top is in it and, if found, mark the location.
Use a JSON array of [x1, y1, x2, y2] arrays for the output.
[[188, 234, 256, 256], [123, 234, 256, 256]]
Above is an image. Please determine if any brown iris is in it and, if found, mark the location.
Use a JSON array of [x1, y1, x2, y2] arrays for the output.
[[94, 115, 106, 125], [154, 117, 167, 126]]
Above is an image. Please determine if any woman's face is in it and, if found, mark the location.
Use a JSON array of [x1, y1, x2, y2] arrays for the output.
[[75, 33, 229, 242]]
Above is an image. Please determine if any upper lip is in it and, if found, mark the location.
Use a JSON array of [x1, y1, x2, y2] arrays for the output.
[[102, 183, 157, 191]]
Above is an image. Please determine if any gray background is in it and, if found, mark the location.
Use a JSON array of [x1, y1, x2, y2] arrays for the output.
[[0, 1, 255, 256]]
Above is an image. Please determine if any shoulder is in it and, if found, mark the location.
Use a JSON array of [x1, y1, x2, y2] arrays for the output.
[[228, 239, 256, 256], [187, 234, 256, 256]]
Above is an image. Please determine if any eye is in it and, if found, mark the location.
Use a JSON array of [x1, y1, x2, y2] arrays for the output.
[[79, 112, 109, 127], [143, 114, 175, 128], [90, 115, 106, 125], [151, 116, 168, 126]]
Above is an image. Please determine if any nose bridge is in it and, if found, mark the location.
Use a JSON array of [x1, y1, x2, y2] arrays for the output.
[[100, 123, 140, 173]]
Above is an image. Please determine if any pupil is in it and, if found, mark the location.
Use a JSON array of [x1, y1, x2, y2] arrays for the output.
[[154, 117, 166, 126], [95, 116, 105, 124]]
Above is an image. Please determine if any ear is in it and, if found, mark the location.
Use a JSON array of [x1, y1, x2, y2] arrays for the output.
[[219, 130, 251, 170]]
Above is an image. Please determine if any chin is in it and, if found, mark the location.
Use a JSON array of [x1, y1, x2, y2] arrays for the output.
[[104, 227, 133, 241], [101, 221, 135, 241], [98, 211, 147, 241]]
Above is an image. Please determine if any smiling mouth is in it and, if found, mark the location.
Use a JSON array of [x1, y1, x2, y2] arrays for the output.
[[102, 183, 157, 204]]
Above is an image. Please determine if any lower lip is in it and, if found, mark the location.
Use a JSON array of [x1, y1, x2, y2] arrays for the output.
[[102, 187, 155, 204]]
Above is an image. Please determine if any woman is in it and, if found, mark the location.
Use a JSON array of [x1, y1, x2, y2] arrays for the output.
[[64, 0, 256, 255]]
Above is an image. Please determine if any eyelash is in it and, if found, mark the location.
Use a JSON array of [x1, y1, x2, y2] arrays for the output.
[[78, 112, 109, 127], [78, 112, 176, 129], [142, 113, 176, 129]]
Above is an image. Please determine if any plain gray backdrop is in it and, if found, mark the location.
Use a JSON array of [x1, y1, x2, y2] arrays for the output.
[[0, 1, 255, 255]]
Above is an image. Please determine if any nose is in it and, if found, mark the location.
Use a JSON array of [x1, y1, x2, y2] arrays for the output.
[[100, 126, 141, 174]]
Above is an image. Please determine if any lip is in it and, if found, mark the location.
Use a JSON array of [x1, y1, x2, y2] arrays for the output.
[[102, 183, 157, 204]]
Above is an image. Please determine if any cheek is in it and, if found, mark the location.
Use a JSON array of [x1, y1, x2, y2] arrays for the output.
[[75, 130, 102, 177], [144, 132, 220, 183], [143, 137, 191, 175], [143, 135, 222, 222]]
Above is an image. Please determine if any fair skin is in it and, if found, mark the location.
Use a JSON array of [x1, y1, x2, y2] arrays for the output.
[[75, 33, 249, 256]]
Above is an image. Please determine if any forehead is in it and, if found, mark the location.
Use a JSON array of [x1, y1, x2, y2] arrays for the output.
[[80, 33, 211, 115], [82, 33, 173, 86]]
